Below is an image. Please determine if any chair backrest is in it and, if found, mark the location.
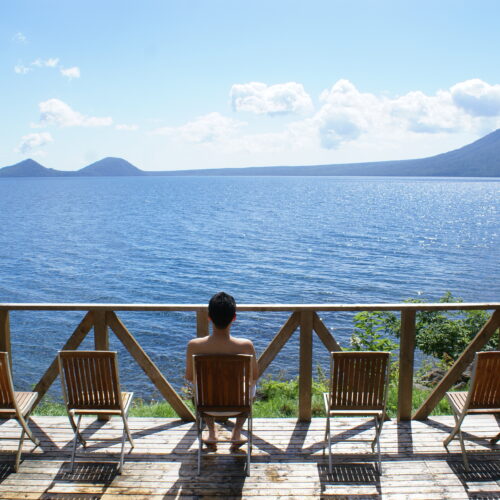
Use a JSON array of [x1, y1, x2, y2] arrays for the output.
[[193, 354, 253, 411], [0, 352, 15, 409], [468, 351, 500, 410], [328, 351, 390, 411], [58, 351, 122, 410]]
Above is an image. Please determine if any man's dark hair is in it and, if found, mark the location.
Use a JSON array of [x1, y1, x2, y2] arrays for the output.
[[208, 292, 236, 329]]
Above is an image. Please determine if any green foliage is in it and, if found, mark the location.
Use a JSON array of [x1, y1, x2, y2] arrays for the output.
[[386, 292, 492, 362], [349, 292, 495, 363], [349, 310, 398, 353]]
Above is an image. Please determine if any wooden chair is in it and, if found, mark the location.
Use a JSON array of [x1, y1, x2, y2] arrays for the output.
[[193, 354, 254, 475], [58, 351, 134, 473], [0, 352, 40, 471], [443, 351, 500, 471], [323, 351, 390, 474]]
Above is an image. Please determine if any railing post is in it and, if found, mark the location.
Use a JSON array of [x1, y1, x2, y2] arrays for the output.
[[196, 309, 209, 337], [93, 310, 109, 350], [0, 311, 12, 370], [93, 309, 110, 420], [299, 310, 313, 422], [398, 310, 416, 421]]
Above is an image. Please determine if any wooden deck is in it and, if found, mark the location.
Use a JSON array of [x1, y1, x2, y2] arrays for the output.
[[0, 415, 498, 499]]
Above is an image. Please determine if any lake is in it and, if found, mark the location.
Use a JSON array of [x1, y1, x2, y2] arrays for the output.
[[0, 176, 498, 396]]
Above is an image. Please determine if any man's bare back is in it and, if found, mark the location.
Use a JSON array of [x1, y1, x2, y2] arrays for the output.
[[185, 334, 257, 382], [185, 292, 258, 447]]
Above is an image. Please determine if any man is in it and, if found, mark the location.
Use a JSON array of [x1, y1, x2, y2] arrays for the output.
[[185, 292, 258, 451]]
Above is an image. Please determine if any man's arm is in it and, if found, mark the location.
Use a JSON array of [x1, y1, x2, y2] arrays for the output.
[[185, 341, 194, 383], [245, 341, 259, 384]]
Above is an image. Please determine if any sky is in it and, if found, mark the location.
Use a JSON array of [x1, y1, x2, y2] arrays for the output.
[[2, 0, 500, 171]]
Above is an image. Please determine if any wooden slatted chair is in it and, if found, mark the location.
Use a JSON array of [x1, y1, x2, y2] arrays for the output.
[[58, 351, 134, 473], [193, 354, 254, 475], [443, 351, 500, 471], [0, 352, 40, 471], [323, 351, 390, 474]]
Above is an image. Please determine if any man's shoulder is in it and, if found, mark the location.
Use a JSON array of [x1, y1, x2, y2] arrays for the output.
[[231, 336, 255, 350], [187, 337, 209, 348]]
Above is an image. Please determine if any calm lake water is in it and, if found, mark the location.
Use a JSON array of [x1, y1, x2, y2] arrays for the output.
[[0, 176, 498, 396]]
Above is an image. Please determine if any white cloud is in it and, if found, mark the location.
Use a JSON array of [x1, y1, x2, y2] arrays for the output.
[[37, 99, 112, 127], [451, 79, 500, 117], [14, 64, 31, 74], [153, 112, 245, 144], [230, 82, 313, 115], [60, 66, 81, 80], [116, 124, 139, 131], [32, 58, 60, 68], [16, 132, 53, 154], [12, 32, 27, 43]]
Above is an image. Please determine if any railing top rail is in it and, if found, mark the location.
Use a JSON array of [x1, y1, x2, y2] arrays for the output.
[[0, 302, 498, 312]]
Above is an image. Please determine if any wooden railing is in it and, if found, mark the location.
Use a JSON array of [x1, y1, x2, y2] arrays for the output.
[[0, 303, 499, 422]]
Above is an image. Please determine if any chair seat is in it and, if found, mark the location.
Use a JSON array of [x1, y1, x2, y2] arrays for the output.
[[446, 391, 500, 414], [69, 392, 133, 415], [0, 392, 37, 418]]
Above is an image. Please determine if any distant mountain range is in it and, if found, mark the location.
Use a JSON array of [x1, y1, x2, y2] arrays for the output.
[[1, 129, 499, 178]]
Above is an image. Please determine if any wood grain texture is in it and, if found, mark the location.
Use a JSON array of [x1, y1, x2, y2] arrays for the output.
[[312, 313, 342, 352], [0, 311, 11, 370], [106, 312, 194, 421], [0, 415, 498, 499], [32, 312, 94, 409], [398, 310, 416, 421], [257, 312, 299, 376], [299, 311, 313, 422], [414, 310, 500, 420]]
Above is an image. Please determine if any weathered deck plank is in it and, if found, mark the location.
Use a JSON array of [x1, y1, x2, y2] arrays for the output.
[[0, 416, 498, 499]]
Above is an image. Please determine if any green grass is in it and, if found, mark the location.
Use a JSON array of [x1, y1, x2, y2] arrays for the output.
[[33, 376, 452, 418]]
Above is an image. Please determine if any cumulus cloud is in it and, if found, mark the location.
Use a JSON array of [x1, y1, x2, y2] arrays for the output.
[[230, 82, 313, 115], [37, 99, 112, 127], [14, 57, 80, 80], [116, 124, 139, 131], [32, 58, 60, 68], [60, 66, 81, 79], [152, 112, 245, 144], [14, 64, 31, 74], [451, 79, 500, 117], [16, 132, 53, 154], [12, 32, 27, 43]]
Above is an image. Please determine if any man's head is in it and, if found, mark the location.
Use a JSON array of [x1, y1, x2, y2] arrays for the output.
[[208, 292, 236, 329]]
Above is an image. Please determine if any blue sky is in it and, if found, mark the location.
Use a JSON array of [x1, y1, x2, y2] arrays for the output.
[[2, 0, 500, 171]]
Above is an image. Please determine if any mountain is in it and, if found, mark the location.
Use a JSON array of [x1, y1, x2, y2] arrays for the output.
[[0, 157, 144, 177], [156, 128, 500, 177], [0, 158, 67, 177], [1, 129, 499, 177], [76, 157, 145, 176]]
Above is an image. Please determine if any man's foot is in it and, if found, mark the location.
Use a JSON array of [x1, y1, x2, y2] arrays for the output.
[[202, 438, 218, 452], [229, 438, 248, 452]]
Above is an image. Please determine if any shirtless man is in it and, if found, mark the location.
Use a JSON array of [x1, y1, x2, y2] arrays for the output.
[[185, 292, 258, 451]]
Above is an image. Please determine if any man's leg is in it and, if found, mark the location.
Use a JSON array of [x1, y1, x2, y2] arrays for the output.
[[231, 415, 247, 443], [204, 415, 217, 443]]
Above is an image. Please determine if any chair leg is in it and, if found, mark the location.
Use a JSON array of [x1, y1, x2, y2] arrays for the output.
[[17, 415, 40, 448], [196, 413, 203, 475], [68, 412, 86, 447], [325, 415, 332, 474], [70, 415, 83, 473], [14, 428, 26, 472], [122, 414, 135, 448], [443, 410, 465, 448], [372, 416, 383, 475], [457, 427, 470, 472], [246, 412, 252, 476]]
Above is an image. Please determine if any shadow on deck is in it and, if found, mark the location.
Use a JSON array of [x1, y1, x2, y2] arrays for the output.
[[0, 415, 498, 499]]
